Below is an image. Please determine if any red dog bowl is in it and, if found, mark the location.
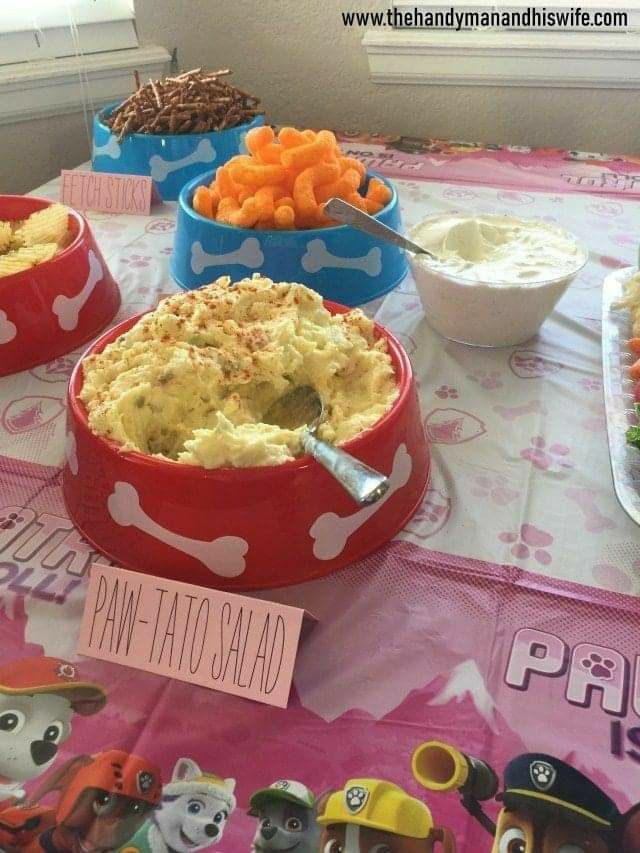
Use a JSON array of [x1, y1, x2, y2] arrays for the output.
[[63, 306, 429, 591], [0, 195, 120, 377]]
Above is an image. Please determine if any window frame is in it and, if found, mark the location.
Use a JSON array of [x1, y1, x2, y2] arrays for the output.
[[363, 0, 640, 88], [0, 0, 138, 66]]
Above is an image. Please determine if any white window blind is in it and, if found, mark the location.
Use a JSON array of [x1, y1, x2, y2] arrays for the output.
[[392, 0, 640, 31], [0, 0, 138, 65]]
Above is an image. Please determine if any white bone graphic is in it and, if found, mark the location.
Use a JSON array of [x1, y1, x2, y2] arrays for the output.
[[0, 310, 17, 344], [52, 250, 103, 332], [191, 238, 264, 274], [302, 239, 382, 277], [310, 444, 412, 560], [149, 138, 216, 183], [107, 481, 248, 577], [65, 432, 78, 475], [93, 134, 121, 160]]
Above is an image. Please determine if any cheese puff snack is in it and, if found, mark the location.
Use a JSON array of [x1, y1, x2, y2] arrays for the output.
[[191, 126, 392, 230], [0, 203, 72, 279]]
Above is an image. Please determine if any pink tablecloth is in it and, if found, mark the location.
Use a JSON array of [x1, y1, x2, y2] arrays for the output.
[[1, 143, 640, 851]]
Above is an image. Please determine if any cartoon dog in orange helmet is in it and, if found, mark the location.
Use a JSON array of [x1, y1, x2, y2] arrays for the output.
[[0, 749, 161, 853]]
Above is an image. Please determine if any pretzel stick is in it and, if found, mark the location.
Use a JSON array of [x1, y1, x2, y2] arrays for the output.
[[105, 68, 262, 138]]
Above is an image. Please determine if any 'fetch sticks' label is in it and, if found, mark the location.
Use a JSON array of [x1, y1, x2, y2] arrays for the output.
[[60, 170, 159, 215], [78, 563, 305, 708]]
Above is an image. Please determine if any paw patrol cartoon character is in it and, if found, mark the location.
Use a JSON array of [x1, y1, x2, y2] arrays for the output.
[[121, 758, 236, 853], [248, 780, 321, 853], [490, 754, 618, 852], [412, 742, 620, 852], [618, 801, 640, 852], [0, 656, 106, 803], [317, 778, 455, 852], [1, 749, 161, 853]]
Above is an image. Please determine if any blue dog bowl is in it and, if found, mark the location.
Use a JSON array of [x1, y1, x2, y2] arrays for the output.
[[92, 102, 265, 201], [170, 170, 408, 305]]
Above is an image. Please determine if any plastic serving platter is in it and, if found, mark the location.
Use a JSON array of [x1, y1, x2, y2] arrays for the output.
[[602, 266, 640, 525]]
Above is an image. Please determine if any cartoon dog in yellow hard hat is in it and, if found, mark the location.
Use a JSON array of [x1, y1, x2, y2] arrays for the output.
[[317, 778, 455, 852], [412, 741, 619, 853]]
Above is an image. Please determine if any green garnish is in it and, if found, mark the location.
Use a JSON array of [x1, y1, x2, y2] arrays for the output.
[[626, 403, 640, 448]]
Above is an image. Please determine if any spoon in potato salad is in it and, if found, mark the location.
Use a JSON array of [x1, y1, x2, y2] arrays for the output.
[[264, 384, 390, 506]]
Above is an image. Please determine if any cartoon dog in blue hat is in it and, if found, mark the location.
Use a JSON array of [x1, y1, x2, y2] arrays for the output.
[[491, 754, 618, 852], [616, 801, 640, 853], [412, 742, 620, 852]]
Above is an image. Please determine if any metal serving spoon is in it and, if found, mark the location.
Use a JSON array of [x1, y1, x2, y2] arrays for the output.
[[324, 197, 435, 257], [263, 385, 389, 506]]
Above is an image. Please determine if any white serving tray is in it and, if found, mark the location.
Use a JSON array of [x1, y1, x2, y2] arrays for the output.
[[602, 266, 640, 526]]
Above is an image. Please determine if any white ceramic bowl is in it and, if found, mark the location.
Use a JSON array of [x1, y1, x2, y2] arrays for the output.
[[408, 215, 587, 347]]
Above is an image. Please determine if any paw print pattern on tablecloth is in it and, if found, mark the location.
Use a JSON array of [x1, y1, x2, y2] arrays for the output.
[[442, 187, 480, 201], [122, 254, 152, 269], [581, 653, 616, 680], [145, 217, 175, 234], [497, 190, 534, 205], [435, 385, 458, 399], [582, 400, 606, 433], [468, 369, 503, 389], [95, 219, 128, 234], [521, 437, 574, 472], [499, 524, 553, 565], [405, 487, 451, 539], [587, 200, 623, 217], [612, 232, 637, 248], [579, 377, 602, 392], [494, 400, 547, 422], [0, 512, 24, 530], [471, 474, 520, 505], [591, 563, 634, 593]]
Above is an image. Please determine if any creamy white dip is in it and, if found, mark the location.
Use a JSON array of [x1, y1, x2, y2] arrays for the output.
[[412, 214, 586, 285], [408, 214, 587, 347]]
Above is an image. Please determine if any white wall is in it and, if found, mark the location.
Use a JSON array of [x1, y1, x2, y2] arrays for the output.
[[1, 0, 635, 194], [134, 0, 635, 152], [2, 112, 94, 194]]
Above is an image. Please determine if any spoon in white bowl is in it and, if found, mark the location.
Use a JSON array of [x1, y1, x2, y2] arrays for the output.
[[324, 197, 435, 257], [263, 384, 389, 506]]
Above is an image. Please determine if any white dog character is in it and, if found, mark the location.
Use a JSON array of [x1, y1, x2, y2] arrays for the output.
[[121, 758, 236, 853], [0, 655, 106, 803]]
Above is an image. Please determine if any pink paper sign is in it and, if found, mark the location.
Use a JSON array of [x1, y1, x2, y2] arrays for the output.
[[60, 170, 158, 215], [77, 563, 305, 708]]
